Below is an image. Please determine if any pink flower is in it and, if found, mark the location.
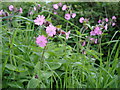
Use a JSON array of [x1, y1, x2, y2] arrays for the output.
[[112, 23, 116, 26], [97, 30, 102, 35], [112, 16, 116, 20], [65, 31, 70, 39], [0, 10, 3, 15], [53, 4, 59, 10], [90, 38, 98, 44], [90, 26, 102, 36], [19, 7, 22, 13], [105, 18, 109, 22], [98, 20, 102, 23], [9, 5, 14, 11], [34, 15, 45, 26], [94, 39, 98, 44], [104, 24, 108, 30], [62, 5, 67, 11], [36, 35, 48, 47], [90, 31, 96, 36], [46, 25, 56, 37], [94, 26, 100, 32], [82, 41, 86, 46], [65, 13, 71, 20], [58, 2, 62, 7], [94, 26, 102, 35], [54, 12, 57, 14], [72, 13, 76, 18], [38, 4, 41, 7], [79, 17, 84, 23], [90, 38, 94, 41], [34, 6, 37, 11]]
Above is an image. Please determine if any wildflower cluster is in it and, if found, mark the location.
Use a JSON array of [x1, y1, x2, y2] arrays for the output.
[[65, 13, 76, 20], [1, 3, 117, 50], [28, 4, 41, 16], [53, 3, 66, 11], [80, 16, 117, 47], [34, 15, 70, 48], [52, 3, 76, 20], [0, 5, 23, 21], [8, 5, 23, 13], [90, 26, 102, 36]]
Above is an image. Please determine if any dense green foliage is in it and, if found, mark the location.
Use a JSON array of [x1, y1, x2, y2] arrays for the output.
[[1, 2, 120, 88]]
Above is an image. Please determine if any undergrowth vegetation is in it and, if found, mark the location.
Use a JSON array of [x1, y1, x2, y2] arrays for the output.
[[1, 2, 120, 88]]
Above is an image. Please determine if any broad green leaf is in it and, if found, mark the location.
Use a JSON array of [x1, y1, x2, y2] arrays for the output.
[[41, 71, 53, 79], [5, 64, 16, 71], [8, 82, 24, 88], [16, 66, 28, 72], [35, 62, 53, 79], [5, 64, 27, 72], [47, 62, 62, 70], [34, 61, 41, 72], [44, 52, 50, 59], [27, 78, 39, 88]]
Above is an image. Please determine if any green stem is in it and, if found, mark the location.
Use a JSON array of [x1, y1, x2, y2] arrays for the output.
[[40, 45, 47, 70]]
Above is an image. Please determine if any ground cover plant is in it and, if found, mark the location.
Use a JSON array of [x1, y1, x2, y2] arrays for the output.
[[1, 2, 120, 88]]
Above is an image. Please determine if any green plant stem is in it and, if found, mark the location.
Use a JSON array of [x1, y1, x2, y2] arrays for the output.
[[40, 45, 47, 70]]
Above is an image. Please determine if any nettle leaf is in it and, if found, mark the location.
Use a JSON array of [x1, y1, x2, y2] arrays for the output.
[[47, 62, 62, 70], [27, 78, 39, 88]]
